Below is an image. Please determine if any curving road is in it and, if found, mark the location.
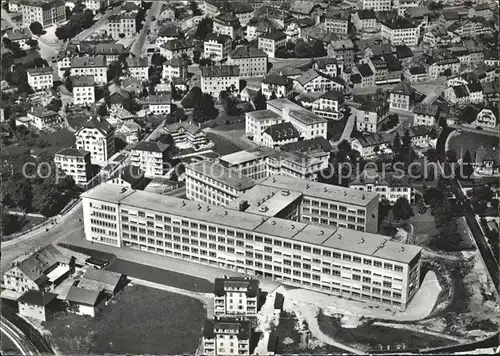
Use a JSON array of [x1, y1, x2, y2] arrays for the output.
[[1, 316, 39, 356]]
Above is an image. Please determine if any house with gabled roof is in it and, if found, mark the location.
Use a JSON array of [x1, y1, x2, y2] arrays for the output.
[[27, 106, 61, 130], [413, 103, 439, 126], [351, 132, 394, 158], [213, 277, 259, 318], [107, 164, 148, 189], [294, 69, 344, 94], [474, 147, 499, 176], [356, 101, 390, 133], [164, 121, 209, 148], [75, 116, 115, 165], [312, 90, 344, 121], [227, 45, 268, 78], [261, 74, 293, 99], [18, 290, 59, 322], [262, 122, 300, 148], [258, 30, 286, 58], [471, 104, 498, 129], [388, 81, 416, 112], [55, 148, 92, 185], [65, 285, 106, 317]]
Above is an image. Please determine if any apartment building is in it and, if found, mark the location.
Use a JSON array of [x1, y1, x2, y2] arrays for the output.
[[258, 31, 287, 59], [219, 147, 277, 180], [162, 57, 189, 82], [8, 0, 22, 12], [200, 66, 240, 98], [72, 75, 95, 106], [246, 99, 328, 142], [403, 65, 427, 84], [351, 133, 393, 158], [148, 94, 171, 115], [3, 28, 31, 51], [81, 183, 421, 310], [107, 13, 136, 40], [353, 9, 377, 33], [312, 90, 343, 121], [54, 148, 92, 185], [266, 151, 327, 181], [448, 18, 494, 38], [214, 277, 259, 318], [413, 104, 439, 126], [213, 13, 242, 39], [356, 101, 390, 133], [160, 39, 194, 60], [204, 33, 232, 62], [350, 169, 413, 204], [366, 54, 402, 85], [327, 39, 355, 69], [70, 56, 107, 85], [83, 0, 108, 13], [261, 75, 293, 99], [357, 0, 392, 11], [75, 117, 115, 166], [27, 67, 53, 91], [388, 81, 415, 112], [27, 107, 60, 130], [202, 319, 250, 356], [126, 57, 149, 81], [350, 63, 375, 89], [130, 141, 172, 178], [185, 161, 257, 206], [381, 17, 419, 47], [21, 0, 66, 28], [227, 46, 268, 79], [324, 9, 349, 34], [164, 121, 209, 147], [294, 69, 344, 94]]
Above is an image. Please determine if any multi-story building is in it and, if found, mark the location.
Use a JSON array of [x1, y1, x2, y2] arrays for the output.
[[403, 65, 427, 84], [18, 290, 58, 322], [148, 94, 172, 115], [162, 57, 189, 82], [202, 319, 250, 356], [72, 75, 95, 106], [447, 18, 494, 38], [156, 25, 182, 47], [8, 0, 22, 12], [246, 98, 328, 142], [164, 121, 209, 148], [75, 117, 115, 166], [27, 106, 60, 130], [214, 277, 259, 318], [261, 75, 293, 99], [258, 31, 287, 59], [266, 151, 327, 181], [472, 106, 497, 129], [312, 90, 343, 121], [126, 57, 149, 81], [160, 39, 194, 60], [327, 39, 355, 69], [422, 29, 461, 48], [381, 17, 419, 47], [21, 0, 66, 28], [357, 0, 392, 11], [81, 183, 422, 310], [261, 122, 300, 148], [245, 17, 281, 41], [351, 133, 394, 158], [356, 101, 390, 133], [350, 63, 375, 89], [3, 28, 31, 50], [352, 9, 377, 33], [201, 65, 240, 98], [54, 148, 92, 185], [324, 9, 349, 34], [350, 169, 414, 204], [203, 1, 254, 26], [366, 54, 402, 85], [204, 33, 232, 61], [425, 52, 460, 81], [27, 67, 53, 91], [294, 69, 344, 94], [218, 147, 276, 180], [413, 104, 439, 126], [107, 13, 136, 40], [185, 161, 257, 206], [130, 141, 172, 178], [213, 13, 242, 39], [388, 81, 415, 112], [227, 46, 268, 79], [70, 56, 107, 85], [444, 85, 470, 105], [82, 0, 108, 13]]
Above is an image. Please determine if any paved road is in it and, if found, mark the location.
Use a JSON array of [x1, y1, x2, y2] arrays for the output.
[[72, 10, 115, 42], [1, 316, 39, 356], [130, 1, 163, 57], [331, 109, 355, 147]]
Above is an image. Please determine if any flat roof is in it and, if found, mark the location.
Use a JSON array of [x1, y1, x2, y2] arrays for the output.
[[258, 175, 379, 207], [82, 184, 421, 263], [267, 98, 326, 126], [187, 161, 256, 191], [219, 147, 276, 166], [246, 109, 282, 122], [226, 185, 303, 217]]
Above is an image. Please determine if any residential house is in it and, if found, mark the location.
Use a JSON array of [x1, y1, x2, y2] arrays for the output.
[[425, 52, 460, 81], [106, 164, 147, 189], [350, 168, 413, 204], [327, 39, 355, 68], [107, 13, 136, 40], [366, 54, 402, 85], [245, 17, 280, 42], [72, 75, 95, 106], [3, 28, 31, 50], [288, 0, 322, 19], [7, 0, 22, 12], [474, 147, 499, 176], [82, 0, 107, 13], [164, 121, 209, 147], [408, 125, 435, 147], [294, 69, 344, 94], [381, 17, 419, 47], [313, 58, 342, 78], [352, 9, 377, 33], [130, 141, 172, 177], [258, 30, 286, 59], [115, 119, 141, 145], [54, 148, 92, 185], [75, 116, 115, 166], [79, 268, 125, 296], [148, 94, 171, 115], [204, 33, 232, 61], [200, 65, 240, 98], [356, 101, 390, 133], [388, 81, 416, 112], [395, 45, 414, 66], [160, 39, 194, 60], [162, 57, 189, 82], [65, 286, 106, 317], [444, 85, 470, 105], [18, 291, 59, 322], [155, 25, 182, 47], [467, 82, 484, 104], [227, 46, 268, 78], [312, 90, 343, 121], [357, 0, 392, 12], [126, 57, 149, 81], [324, 9, 349, 34], [283, 17, 315, 42], [482, 81, 500, 102], [214, 277, 259, 318], [27, 67, 53, 91], [403, 65, 427, 84], [201, 319, 251, 356], [351, 133, 394, 158], [261, 74, 293, 99], [21, 0, 66, 28], [471, 105, 497, 129], [468, 4, 494, 20], [413, 104, 439, 126], [70, 55, 107, 85], [350, 63, 375, 89], [27, 107, 60, 130], [213, 12, 242, 39], [447, 18, 494, 38], [261, 122, 300, 148], [423, 29, 461, 48]]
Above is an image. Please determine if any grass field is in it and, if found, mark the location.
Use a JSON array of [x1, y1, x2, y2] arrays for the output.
[[408, 209, 437, 246], [448, 132, 499, 158], [317, 312, 455, 352], [44, 285, 206, 355]]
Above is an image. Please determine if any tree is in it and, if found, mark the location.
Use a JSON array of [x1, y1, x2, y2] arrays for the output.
[[46, 98, 62, 112], [151, 53, 167, 66], [220, 90, 238, 116], [254, 90, 267, 110], [29, 22, 43, 35], [311, 40, 326, 57], [25, 38, 38, 49], [424, 187, 444, 207], [193, 93, 218, 123], [3, 175, 33, 212], [338, 139, 351, 154], [194, 17, 213, 40], [64, 75, 73, 92], [107, 60, 123, 82], [97, 104, 108, 117], [458, 149, 473, 180], [392, 197, 414, 220], [425, 148, 438, 162], [438, 116, 447, 128], [294, 39, 313, 58], [181, 86, 202, 108], [270, 91, 278, 100], [119, 33, 126, 39], [190, 1, 202, 16], [193, 50, 201, 63], [392, 132, 401, 153]]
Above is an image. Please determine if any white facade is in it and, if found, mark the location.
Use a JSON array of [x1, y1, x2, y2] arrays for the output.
[[200, 66, 240, 98], [70, 56, 107, 85], [107, 14, 136, 40], [473, 108, 497, 129], [54, 149, 92, 185], [381, 22, 419, 47], [75, 119, 115, 166], [27, 68, 53, 91], [357, 0, 392, 11]]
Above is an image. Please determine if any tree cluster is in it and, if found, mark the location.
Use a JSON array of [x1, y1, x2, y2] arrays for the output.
[[194, 17, 213, 40], [276, 39, 326, 59], [219, 89, 239, 116], [55, 8, 94, 41], [29, 22, 44, 36], [193, 92, 218, 123], [392, 197, 414, 221], [254, 90, 267, 110]]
